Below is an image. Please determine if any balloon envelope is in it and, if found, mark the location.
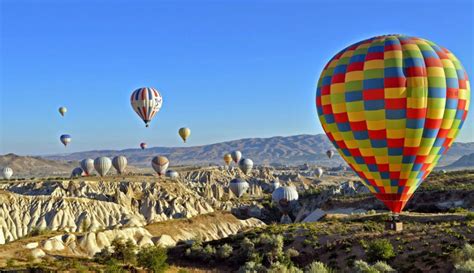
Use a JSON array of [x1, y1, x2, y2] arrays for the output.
[[59, 107, 67, 117], [130, 87, 163, 127], [140, 142, 147, 150], [60, 134, 71, 147], [81, 159, 94, 175], [94, 157, 112, 177], [2, 167, 13, 179], [151, 156, 169, 176], [229, 178, 249, 198], [239, 158, 254, 175], [231, 151, 242, 163], [71, 167, 84, 178], [272, 186, 299, 211], [326, 150, 334, 159], [166, 170, 179, 179], [112, 156, 128, 174], [269, 179, 280, 192], [316, 34, 470, 213], [179, 127, 191, 143], [316, 167, 323, 178], [223, 153, 232, 166]]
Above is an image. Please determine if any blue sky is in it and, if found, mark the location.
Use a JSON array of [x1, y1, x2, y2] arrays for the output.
[[1, 0, 473, 155]]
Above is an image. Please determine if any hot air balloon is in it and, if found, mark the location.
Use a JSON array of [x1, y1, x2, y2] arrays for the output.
[[94, 157, 112, 177], [166, 170, 179, 179], [316, 34, 470, 213], [112, 156, 128, 174], [60, 134, 71, 147], [151, 156, 169, 176], [140, 142, 147, 150], [223, 153, 233, 166], [130, 87, 163, 127], [326, 150, 334, 159], [58, 107, 67, 117], [239, 158, 254, 175], [231, 151, 242, 164], [272, 186, 299, 211], [229, 178, 249, 198], [81, 159, 94, 176], [269, 179, 280, 192], [2, 167, 13, 179], [316, 167, 323, 178], [179, 127, 191, 143], [71, 167, 84, 178]]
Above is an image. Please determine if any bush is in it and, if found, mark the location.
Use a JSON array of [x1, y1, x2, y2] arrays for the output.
[[111, 238, 137, 264], [372, 261, 396, 272], [305, 261, 333, 273], [267, 262, 303, 273], [104, 258, 125, 273], [452, 243, 474, 272], [137, 245, 168, 273], [366, 239, 395, 262], [466, 212, 474, 221], [217, 244, 233, 259], [353, 260, 395, 273], [6, 259, 15, 268], [237, 261, 266, 273]]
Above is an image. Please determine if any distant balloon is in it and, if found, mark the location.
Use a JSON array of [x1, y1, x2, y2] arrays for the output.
[[130, 87, 163, 127], [166, 170, 179, 179], [269, 179, 280, 192], [60, 134, 71, 147], [58, 107, 67, 117], [94, 157, 112, 177], [441, 169, 447, 174], [71, 167, 84, 178], [140, 142, 147, 150], [272, 186, 299, 212], [151, 156, 169, 176], [316, 167, 323, 178], [179, 127, 191, 143], [223, 153, 233, 166], [80, 159, 94, 176], [229, 178, 249, 198], [326, 150, 334, 159], [112, 156, 128, 174], [231, 151, 242, 164], [2, 167, 13, 179], [239, 158, 254, 175]]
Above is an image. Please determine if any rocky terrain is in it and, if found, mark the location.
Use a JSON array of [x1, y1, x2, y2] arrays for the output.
[[0, 154, 78, 178]]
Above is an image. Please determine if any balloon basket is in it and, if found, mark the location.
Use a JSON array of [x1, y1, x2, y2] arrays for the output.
[[385, 221, 403, 231]]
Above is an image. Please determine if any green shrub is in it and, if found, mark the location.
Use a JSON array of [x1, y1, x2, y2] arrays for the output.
[[6, 259, 15, 268], [216, 244, 233, 259], [366, 239, 395, 262], [136, 245, 168, 273], [111, 238, 137, 264], [305, 261, 334, 273], [372, 261, 396, 272], [466, 212, 474, 221], [104, 258, 125, 273], [452, 243, 474, 272]]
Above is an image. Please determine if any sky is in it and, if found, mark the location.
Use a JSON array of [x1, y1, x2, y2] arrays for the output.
[[1, 0, 473, 155]]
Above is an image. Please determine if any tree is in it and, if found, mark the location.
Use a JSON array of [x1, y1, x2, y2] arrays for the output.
[[111, 238, 137, 264], [365, 239, 395, 262], [137, 245, 168, 273]]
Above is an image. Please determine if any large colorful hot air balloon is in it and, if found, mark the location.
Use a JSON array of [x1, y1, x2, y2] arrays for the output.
[[316, 35, 470, 213], [60, 134, 71, 147], [179, 127, 191, 143], [130, 87, 163, 127], [151, 156, 169, 176], [81, 159, 94, 175], [112, 156, 128, 174], [140, 142, 147, 150], [58, 107, 67, 117]]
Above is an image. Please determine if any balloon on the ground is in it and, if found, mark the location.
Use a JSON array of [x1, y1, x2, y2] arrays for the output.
[[326, 150, 334, 159], [166, 170, 179, 179], [151, 156, 169, 176], [58, 107, 67, 117], [238, 158, 254, 175], [231, 151, 242, 164], [272, 186, 299, 211], [130, 87, 163, 127], [179, 127, 191, 143], [316, 34, 470, 213], [316, 167, 323, 178], [2, 167, 13, 179], [223, 153, 232, 166], [60, 134, 71, 147], [140, 142, 147, 150], [229, 178, 249, 198], [112, 155, 128, 174], [94, 157, 112, 177], [71, 167, 84, 178], [80, 159, 94, 175]]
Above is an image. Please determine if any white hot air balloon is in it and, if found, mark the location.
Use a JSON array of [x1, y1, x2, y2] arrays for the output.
[[166, 170, 179, 179], [231, 151, 242, 163], [112, 156, 128, 174], [316, 167, 323, 178], [239, 158, 254, 175], [269, 179, 280, 192], [272, 186, 299, 212], [229, 178, 249, 198], [94, 157, 112, 177], [2, 167, 13, 179], [130, 87, 163, 127], [81, 159, 94, 176], [151, 156, 169, 176], [71, 167, 84, 178]]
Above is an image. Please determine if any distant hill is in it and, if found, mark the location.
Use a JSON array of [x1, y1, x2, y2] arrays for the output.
[[0, 153, 77, 178], [43, 134, 473, 167], [444, 152, 474, 170]]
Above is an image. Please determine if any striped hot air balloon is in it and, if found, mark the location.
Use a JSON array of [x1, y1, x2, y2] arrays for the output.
[[81, 159, 94, 175], [130, 87, 163, 127], [229, 178, 249, 198], [151, 156, 169, 176], [112, 156, 128, 174], [316, 34, 470, 213]]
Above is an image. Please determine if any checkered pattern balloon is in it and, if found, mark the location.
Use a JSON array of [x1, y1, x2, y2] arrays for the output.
[[316, 35, 470, 213]]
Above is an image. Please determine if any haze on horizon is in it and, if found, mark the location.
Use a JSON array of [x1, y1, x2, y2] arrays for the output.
[[1, 0, 473, 155]]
